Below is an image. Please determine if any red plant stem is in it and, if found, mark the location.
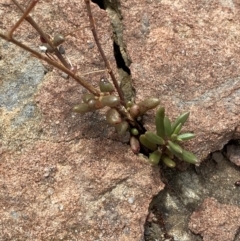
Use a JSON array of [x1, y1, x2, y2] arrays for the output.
[[0, 32, 100, 96], [8, 0, 39, 39], [84, 0, 126, 106], [11, 0, 70, 69]]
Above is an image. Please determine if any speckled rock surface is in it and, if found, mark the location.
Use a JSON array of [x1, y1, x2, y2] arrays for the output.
[[121, 0, 240, 160], [227, 144, 240, 166], [1, 0, 240, 240], [0, 1, 164, 240], [189, 198, 240, 241]]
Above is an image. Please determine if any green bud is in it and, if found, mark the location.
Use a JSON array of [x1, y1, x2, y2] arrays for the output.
[[138, 97, 160, 115], [149, 150, 162, 165], [170, 134, 178, 141], [145, 131, 165, 145], [100, 95, 120, 107], [127, 101, 133, 108], [115, 121, 129, 135], [131, 128, 139, 136], [99, 79, 114, 93], [106, 108, 122, 125], [130, 136, 140, 154], [53, 33, 65, 46], [139, 134, 157, 151]]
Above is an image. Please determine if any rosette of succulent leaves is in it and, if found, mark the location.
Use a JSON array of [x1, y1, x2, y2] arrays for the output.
[[0, 0, 198, 168]]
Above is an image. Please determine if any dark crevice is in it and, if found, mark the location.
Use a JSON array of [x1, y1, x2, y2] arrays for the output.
[[91, 0, 105, 10], [113, 42, 131, 75]]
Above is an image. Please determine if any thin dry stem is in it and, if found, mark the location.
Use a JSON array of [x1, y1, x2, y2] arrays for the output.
[[84, 0, 126, 106], [11, 0, 70, 69], [0, 32, 100, 96], [8, 0, 38, 39]]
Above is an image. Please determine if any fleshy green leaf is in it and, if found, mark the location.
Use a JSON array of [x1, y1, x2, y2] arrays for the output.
[[155, 107, 165, 138], [171, 112, 190, 134], [145, 131, 165, 145], [139, 134, 158, 151], [177, 133, 196, 141], [164, 116, 172, 137], [149, 150, 162, 165]]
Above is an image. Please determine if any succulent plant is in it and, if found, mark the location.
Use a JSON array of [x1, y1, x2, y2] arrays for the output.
[[139, 106, 198, 167], [2, 0, 199, 169]]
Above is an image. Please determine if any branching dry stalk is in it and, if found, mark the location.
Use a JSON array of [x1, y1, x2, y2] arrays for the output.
[[11, 0, 70, 69], [0, 0, 100, 96], [0, 0, 140, 126], [84, 0, 126, 106]]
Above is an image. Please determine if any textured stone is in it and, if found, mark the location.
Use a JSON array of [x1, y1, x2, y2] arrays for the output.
[[122, 0, 240, 160], [1, 0, 240, 240], [226, 144, 240, 166], [189, 198, 240, 241], [0, 1, 164, 241]]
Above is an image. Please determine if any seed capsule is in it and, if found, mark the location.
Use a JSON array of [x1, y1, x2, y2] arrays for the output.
[[130, 136, 140, 154], [138, 97, 160, 115], [115, 121, 129, 135], [87, 99, 103, 109], [99, 79, 114, 93], [100, 95, 120, 107], [72, 103, 92, 114], [53, 33, 65, 46], [58, 45, 65, 54], [41, 43, 54, 53], [106, 108, 122, 125], [82, 93, 95, 103], [129, 104, 140, 119]]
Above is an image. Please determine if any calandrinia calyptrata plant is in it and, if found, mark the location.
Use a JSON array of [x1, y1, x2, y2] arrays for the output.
[[136, 107, 198, 167], [0, 0, 198, 167]]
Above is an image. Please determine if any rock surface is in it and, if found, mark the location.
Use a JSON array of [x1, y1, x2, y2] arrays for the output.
[[145, 153, 240, 241], [0, 1, 164, 240], [227, 144, 240, 166], [0, 0, 240, 241], [189, 198, 240, 241], [121, 0, 240, 160]]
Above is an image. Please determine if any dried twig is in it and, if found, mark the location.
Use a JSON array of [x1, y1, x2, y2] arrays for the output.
[[84, 0, 126, 105], [0, 32, 100, 96], [11, 0, 70, 69]]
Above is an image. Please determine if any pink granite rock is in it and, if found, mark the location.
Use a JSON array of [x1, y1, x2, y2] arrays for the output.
[[189, 198, 240, 241], [227, 144, 240, 166], [1, 0, 240, 240]]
